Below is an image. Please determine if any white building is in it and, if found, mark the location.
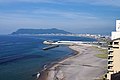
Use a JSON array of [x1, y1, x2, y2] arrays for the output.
[[111, 20, 120, 40], [107, 20, 120, 80]]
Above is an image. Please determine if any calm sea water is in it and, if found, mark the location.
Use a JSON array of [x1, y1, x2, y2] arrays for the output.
[[0, 35, 96, 80]]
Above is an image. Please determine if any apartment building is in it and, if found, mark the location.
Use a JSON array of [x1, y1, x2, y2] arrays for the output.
[[107, 20, 120, 80], [107, 39, 120, 79]]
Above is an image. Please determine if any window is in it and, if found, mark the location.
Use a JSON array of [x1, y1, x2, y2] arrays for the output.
[[108, 47, 112, 50], [108, 66, 112, 69], [108, 52, 113, 54], [114, 42, 119, 45], [110, 42, 113, 45], [108, 56, 113, 59], [108, 61, 113, 64], [113, 47, 119, 48]]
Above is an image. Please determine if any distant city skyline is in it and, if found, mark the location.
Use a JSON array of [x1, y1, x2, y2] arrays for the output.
[[0, 0, 120, 35]]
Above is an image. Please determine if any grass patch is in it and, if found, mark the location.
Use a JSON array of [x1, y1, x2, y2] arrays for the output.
[[98, 49, 108, 54], [93, 46, 108, 59], [93, 46, 108, 54], [95, 53, 108, 59]]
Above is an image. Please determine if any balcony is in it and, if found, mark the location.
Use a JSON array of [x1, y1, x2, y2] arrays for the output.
[[108, 69, 114, 72], [108, 45, 113, 47], [108, 64, 113, 67], [108, 49, 113, 52], [108, 54, 113, 57], [108, 59, 113, 62]]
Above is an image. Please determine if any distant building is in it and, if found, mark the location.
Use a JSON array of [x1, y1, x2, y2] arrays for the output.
[[107, 20, 120, 80]]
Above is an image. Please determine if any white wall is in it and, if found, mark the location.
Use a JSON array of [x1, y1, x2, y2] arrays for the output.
[[116, 20, 120, 32], [112, 32, 120, 40]]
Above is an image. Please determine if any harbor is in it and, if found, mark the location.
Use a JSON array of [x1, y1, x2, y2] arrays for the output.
[[43, 40, 107, 45], [42, 40, 107, 50]]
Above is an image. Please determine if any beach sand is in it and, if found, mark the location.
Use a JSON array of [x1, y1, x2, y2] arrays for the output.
[[39, 44, 107, 80]]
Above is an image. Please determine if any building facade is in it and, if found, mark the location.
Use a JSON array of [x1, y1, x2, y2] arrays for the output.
[[107, 39, 120, 80], [107, 20, 120, 80]]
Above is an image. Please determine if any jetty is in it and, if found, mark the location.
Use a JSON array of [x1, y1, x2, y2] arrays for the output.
[[42, 45, 59, 50]]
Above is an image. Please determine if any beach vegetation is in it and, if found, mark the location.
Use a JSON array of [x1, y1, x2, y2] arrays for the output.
[[93, 46, 108, 54], [93, 46, 108, 59], [95, 53, 108, 59]]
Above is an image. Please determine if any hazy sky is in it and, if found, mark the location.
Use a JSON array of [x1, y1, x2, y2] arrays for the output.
[[0, 0, 120, 35]]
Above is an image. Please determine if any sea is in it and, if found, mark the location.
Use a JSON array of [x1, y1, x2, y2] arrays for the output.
[[0, 35, 96, 80]]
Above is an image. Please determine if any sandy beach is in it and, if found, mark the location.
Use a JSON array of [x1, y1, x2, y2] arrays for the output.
[[39, 44, 107, 80]]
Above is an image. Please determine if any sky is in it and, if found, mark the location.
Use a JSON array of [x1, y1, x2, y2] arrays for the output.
[[0, 0, 120, 35]]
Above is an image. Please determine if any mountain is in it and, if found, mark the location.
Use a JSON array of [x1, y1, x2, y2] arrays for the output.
[[11, 28, 71, 34]]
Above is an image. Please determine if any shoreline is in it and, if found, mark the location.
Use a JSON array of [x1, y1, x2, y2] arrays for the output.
[[39, 44, 107, 80], [38, 45, 79, 80]]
